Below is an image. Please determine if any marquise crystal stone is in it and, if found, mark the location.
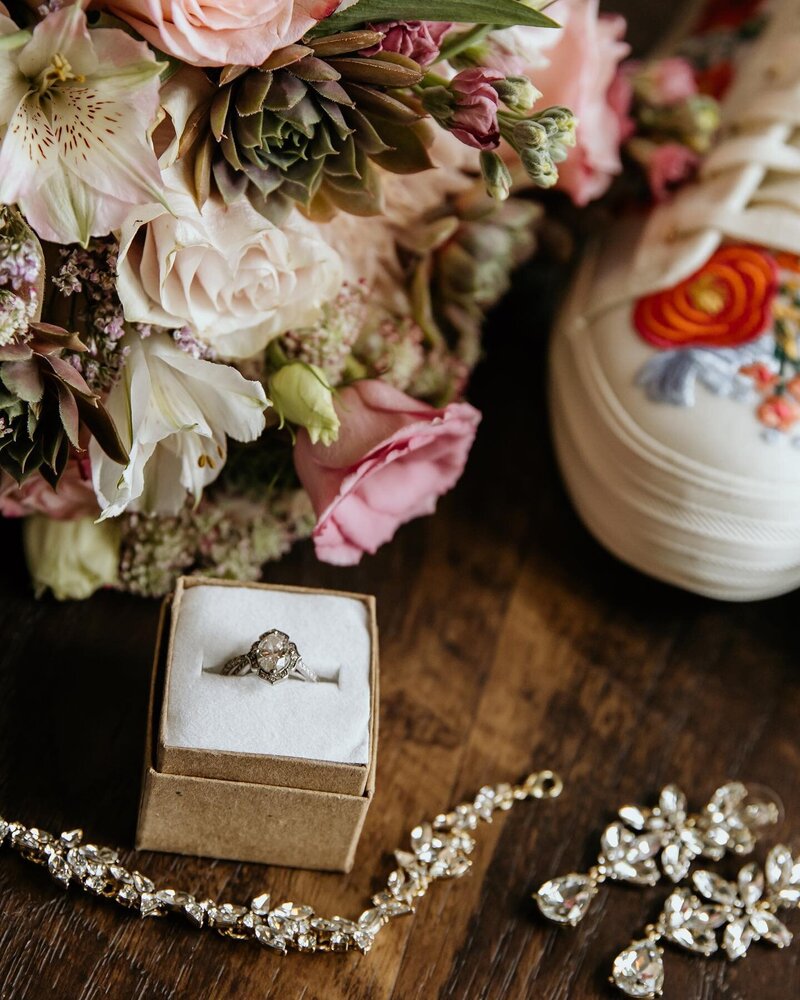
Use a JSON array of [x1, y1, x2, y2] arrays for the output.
[[535, 874, 596, 926], [612, 940, 665, 998], [661, 888, 722, 956], [601, 822, 661, 885]]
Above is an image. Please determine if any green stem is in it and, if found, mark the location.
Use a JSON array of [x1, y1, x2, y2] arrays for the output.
[[438, 23, 496, 63], [416, 71, 451, 90]]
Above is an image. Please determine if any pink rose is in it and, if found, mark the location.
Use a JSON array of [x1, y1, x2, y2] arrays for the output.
[[487, 1, 631, 205], [95, 0, 342, 67], [367, 20, 452, 66], [294, 380, 481, 566], [607, 69, 635, 144], [536, 1, 630, 205], [449, 69, 503, 151], [645, 142, 701, 201], [0, 459, 98, 520]]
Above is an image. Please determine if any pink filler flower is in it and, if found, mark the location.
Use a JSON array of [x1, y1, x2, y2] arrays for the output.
[[367, 20, 452, 66], [646, 142, 700, 201], [628, 57, 699, 106], [94, 0, 343, 67], [448, 69, 503, 151], [294, 380, 481, 566]]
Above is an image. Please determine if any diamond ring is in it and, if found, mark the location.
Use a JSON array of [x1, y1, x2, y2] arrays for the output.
[[222, 629, 318, 686]]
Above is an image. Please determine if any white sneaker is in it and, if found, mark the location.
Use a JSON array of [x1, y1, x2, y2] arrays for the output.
[[549, 0, 800, 600]]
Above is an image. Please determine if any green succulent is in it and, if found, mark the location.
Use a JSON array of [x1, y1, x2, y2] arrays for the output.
[[181, 31, 434, 222]]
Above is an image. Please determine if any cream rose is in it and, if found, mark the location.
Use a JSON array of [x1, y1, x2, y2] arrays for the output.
[[95, 0, 343, 68], [117, 177, 343, 359]]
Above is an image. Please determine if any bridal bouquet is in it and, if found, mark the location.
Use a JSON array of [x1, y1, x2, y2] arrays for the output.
[[0, 0, 632, 599]]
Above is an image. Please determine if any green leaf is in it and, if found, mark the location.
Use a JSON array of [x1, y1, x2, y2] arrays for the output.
[[346, 82, 422, 124], [309, 30, 383, 57], [0, 361, 44, 404], [310, 0, 559, 35], [56, 382, 81, 449], [371, 119, 435, 173], [74, 394, 129, 467], [29, 323, 87, 354], [328, 53, 423, 88]]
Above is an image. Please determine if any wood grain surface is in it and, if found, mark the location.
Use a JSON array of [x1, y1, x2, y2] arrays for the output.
[[2, 4, 797, 998]]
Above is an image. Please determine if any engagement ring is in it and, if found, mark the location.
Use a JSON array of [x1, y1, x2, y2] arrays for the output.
[[222, 629, 318, 685]]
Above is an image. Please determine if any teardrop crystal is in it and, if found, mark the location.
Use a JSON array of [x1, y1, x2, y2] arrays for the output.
[[535, 873, 596, 926], [612, 939, 665, 998]]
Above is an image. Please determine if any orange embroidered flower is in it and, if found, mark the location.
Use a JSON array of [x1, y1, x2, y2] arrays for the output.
[[758, 394, 800, 432], [774, 252, 800, 274], [633, 245, 778, 349], [740, 362, 779, 392]]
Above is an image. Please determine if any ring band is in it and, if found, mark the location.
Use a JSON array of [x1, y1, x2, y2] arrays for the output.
[[223, 629, 318, 686]]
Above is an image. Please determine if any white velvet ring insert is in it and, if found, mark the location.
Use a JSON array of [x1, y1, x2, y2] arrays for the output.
[[164, 583, 372, 765]]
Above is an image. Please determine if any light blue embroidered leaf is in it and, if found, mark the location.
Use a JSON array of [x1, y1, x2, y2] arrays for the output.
[[636, 335, 774, 407], [637, 350, 702, 406]]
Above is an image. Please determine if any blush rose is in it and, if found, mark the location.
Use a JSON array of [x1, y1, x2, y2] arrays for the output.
[[116, 173, 343, 360], [95, 0, 342, 67], [294, 380, 481, 565]]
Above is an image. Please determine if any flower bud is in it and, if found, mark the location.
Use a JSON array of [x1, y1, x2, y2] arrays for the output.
[[512, 118, 549, 151], [480, 151, 512, 201], [493, 75, 540, 114], [23, 515, 120, 600], [507, 107, 577, 187], [638, 95, 720, 154], [520, 148, 559, 188], [269, 362, 340, 446]]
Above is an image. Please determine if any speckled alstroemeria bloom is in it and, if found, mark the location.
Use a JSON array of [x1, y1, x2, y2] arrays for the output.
[[0, 5, 164, 246]]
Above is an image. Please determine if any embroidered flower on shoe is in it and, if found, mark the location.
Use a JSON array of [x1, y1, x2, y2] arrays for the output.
[[633, 245, 779, 350]]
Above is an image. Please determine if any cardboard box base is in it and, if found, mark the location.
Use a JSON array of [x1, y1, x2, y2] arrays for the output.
[[137, 767, 372, 872], [136, 576, 379, 873]]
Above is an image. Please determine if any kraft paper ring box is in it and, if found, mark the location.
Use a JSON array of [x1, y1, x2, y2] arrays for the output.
[[136, 576, 379, 872]]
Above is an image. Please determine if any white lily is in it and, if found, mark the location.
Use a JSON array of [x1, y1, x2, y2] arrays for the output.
[[90, 333, 269, 519], [0, 5, 164, 246]]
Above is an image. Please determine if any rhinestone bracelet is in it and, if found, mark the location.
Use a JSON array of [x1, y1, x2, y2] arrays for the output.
[[0, 769, 563, 955]]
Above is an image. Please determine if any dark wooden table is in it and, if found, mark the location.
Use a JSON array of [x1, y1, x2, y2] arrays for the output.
[[3, 5, 798, 999]]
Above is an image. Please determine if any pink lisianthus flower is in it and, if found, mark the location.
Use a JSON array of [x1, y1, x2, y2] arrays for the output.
[[366, 20, 452, 66], [645, 141, 701, 201], [95, 0, 343, 67], [294, 380, 481, 566], [448, 68, 503, 151], [0, 5, 164, 247], [628, 57, 699, 107], [486, 0, 631, 205], [0, 458, 98, 520]]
